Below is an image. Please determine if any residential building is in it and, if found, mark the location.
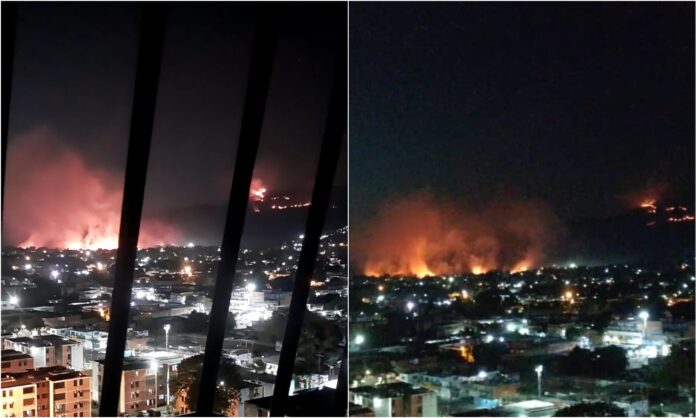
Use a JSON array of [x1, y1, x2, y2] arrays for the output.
[[350, 382, 438, 417], [1, 350, 34, 374], [1, 366, 91, 417], [93, 358, 157, 416], [2, 336, 84, 371]]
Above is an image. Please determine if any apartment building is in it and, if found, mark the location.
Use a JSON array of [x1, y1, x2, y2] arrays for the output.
[[2, 336, 84, 371], [93, 358, 157, 416], [350, 382, 438, 417], [1, 350, 34, 374], [1, 366, 91, 417]]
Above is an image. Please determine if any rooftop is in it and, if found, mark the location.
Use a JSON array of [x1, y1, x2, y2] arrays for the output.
[[351, 382, 432, 398], [1, 349, 33, 361]]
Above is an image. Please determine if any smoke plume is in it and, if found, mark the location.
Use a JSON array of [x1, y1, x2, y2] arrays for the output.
[[353, 192, 561, 277], [3, 128, 180, 249]]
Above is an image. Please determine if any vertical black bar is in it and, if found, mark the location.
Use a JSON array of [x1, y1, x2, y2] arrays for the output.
[[332, 346, 348, 416], [2, 2, 17, 217], [195, 6, 279, 416], [269, 31, 347, 416], [98, 5, 167, 417]]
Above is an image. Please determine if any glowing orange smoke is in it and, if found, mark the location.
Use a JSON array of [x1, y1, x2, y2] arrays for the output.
[[354, 192, 559, 277], [510, 260, 530, 274], [4, 128, 180, 249], [249, 178, 267, 202], [471, 265, 487, 275]]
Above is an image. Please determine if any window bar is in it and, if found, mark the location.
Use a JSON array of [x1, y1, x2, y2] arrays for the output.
[[269, 40, 347, 416], [332, 346, 348, 416], [195, 6, 279, 416], [2, 1, 17, 216], [98, 5, 168, 417]]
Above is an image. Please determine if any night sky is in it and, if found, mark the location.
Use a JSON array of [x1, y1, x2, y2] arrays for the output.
[[4, 3, 346, 247], [7, 3, 346, 212], [350, 3, 694, 222]]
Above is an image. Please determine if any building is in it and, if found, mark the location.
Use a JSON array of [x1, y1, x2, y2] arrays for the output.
[[229, 290, 292, 329], [502, 400, 557, 417], [350, 382, 438, 417], [2, 336, 84, 371], [93, 358, 157, 416], [1, 374, 38, 417], [67, 329, 108, 352], [349, 402, 376, 417], [1, 366, 91, 417], [603, 319, 663, 346], [138, 351, 182, 408], [1, 350, 34, 373], [243, 387, 336, 417]]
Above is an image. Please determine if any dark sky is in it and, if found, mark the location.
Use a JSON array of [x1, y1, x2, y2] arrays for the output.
[[7, 3, 346, 214], [350, 3, 694, 222]]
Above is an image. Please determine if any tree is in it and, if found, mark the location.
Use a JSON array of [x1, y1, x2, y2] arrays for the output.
[[564, 326, 583, 341], [173, 355, 241, 416], [294, 312, 343, 374], [472, 342, 508, 368], [554, 402, 626, 417], [560, 345, 626, 378], [182, 311, 209, 334], [594, 345, 627, 376], [257, 312, 287, 345], [650, 340, 695, 391]]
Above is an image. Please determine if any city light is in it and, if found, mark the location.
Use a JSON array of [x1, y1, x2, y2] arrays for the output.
[[355, 334, 365, 345], [163, 324, 171, 351], [9, 296, 19, 306], [639, 310, 650, 339], [535, 365, 544, 397]]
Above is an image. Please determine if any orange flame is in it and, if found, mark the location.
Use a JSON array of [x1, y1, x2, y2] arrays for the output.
[[249, 178, 267, 202], [355, 193, 559, 278], [458, 345, 475, 363]]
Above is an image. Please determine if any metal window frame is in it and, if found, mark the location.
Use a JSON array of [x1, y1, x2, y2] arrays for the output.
[[1, 3, 347, 417], [269, 31, 347, 416], [2, 1, 17, 217], [99, 4, 169, 417], [195, 5, 279, 416]]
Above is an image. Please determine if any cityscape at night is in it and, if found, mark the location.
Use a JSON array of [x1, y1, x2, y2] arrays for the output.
[[1, 2, 347, 417], [349, 2, 693, 417], [1, 1, 694, 418], [1, 227, 347, 416]]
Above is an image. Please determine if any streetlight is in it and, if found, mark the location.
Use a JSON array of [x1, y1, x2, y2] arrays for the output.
[[9, 295, 19, 306], [163, 324, 170, 352], [639, 310, 649, 340], [406, 301, 415, 312], [535, 365, 543, 397], [355, 334, 365, 346]]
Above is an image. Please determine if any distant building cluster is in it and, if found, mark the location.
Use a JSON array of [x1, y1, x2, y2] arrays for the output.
[[349, 261, 695, 416], [1, 226, 347, 417]]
